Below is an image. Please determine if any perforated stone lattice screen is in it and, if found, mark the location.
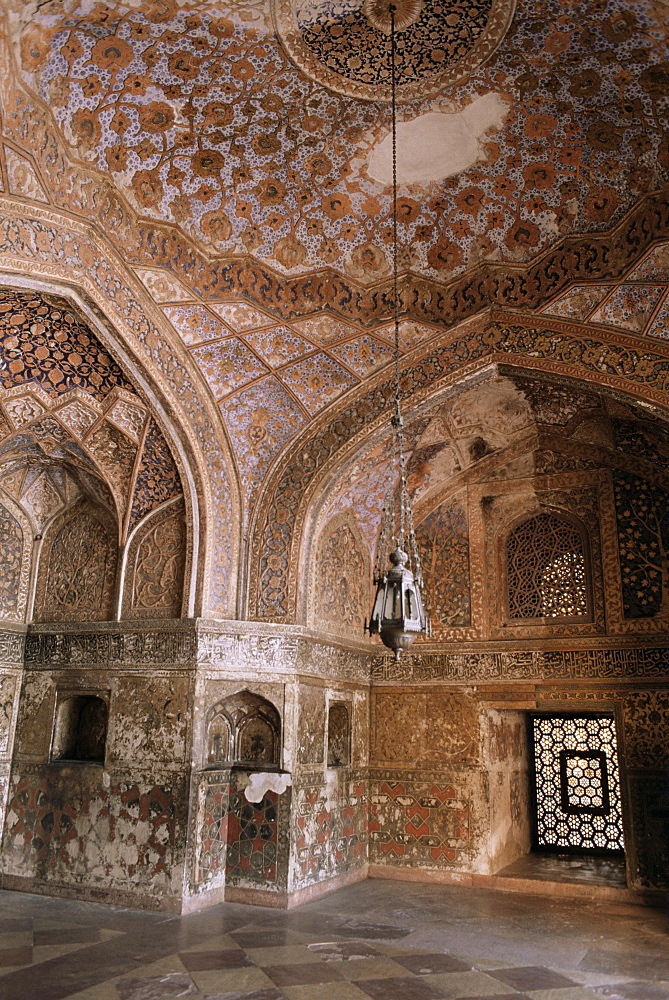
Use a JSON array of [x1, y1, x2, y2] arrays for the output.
[[506, 513, 590, 620], [531, 715, 624, 852]]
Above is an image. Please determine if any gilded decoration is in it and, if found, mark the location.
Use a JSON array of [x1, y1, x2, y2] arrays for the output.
[[371, 689, 478, 766], [613, 470, 669, 619], [129, 420, 183, 531], [0, 209, 237, 615], [0, 290, 189, 618], [2, 771, 186, 894], [0, 0, 668, 906], [327, 701, 351, 767], [297, 684, 325, 764], [292, 774, 366, 884], [505, 511, 590, 621], [0, 290, 133, 399], [623, 690, 669, 769], [415, 496, 471, 630], [272, 0, 516, 101], [483, 479, 607, 640], [367, 775, 470, 868], [0, 673, 18, 755], [250, 323, 669, 622], [130, 503, 187, 618]]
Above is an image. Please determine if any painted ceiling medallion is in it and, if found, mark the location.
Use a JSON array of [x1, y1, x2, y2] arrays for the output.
[[363, 0, 423, 33], [271, 0, 516, 101]]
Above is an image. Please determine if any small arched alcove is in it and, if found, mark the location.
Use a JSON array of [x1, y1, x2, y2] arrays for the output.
[[206, 691, 281, 769], [504, 509, 593, 624]]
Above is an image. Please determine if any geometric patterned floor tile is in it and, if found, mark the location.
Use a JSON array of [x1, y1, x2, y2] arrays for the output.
[[578, 953, 669, 980], [335, 957, 419, 981], [306, 942, 381, 962], [179, 952, 255, 972], [0, 881, 667, 1000], [115, 974, 198, 999], [243, 947, 318, 967], [0, 946, 32, 966], [489, 969, 577, 991], [420, 970, 519, 995], [262, 963, 345, 985], [35, 928, 101, 947], [354, 975, 449, 998], [202, 991, 286, 999], [395, 953, 472, 974], [593, 987, 669, 1000], [457, 995, 534, 1000], [230, 932, 302, 949]]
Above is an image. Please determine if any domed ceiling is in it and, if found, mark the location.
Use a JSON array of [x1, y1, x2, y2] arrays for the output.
[[0, 0, 668, 525], [10, 0, 667, 279]]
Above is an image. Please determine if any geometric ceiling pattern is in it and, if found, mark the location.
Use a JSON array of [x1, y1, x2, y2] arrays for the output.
[[0, 290, 182, 536], [154, 240, 669, 508], [1, 0, 668, 529], [140, 276, 440, 506], [11, 0, 668, 283], [541, 243, 669, 337]]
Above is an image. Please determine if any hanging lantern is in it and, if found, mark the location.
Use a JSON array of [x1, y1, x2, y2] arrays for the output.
[[365, 3, 430, 660], [368, 546, 428, 660]]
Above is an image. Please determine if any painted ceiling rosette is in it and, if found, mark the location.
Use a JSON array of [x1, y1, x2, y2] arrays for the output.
[[271, 0, 517, 101], [7, 0, 668, 286]]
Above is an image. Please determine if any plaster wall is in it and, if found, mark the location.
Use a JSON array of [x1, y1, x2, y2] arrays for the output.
[[0, 632, 194, 909], [1, 625, 668, 910]]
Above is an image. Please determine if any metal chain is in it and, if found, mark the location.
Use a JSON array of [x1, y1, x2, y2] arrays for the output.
[[388, 2, 408, 554]]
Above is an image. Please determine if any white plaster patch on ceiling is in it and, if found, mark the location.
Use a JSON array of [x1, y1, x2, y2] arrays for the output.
[[367, 93, 510, 186]]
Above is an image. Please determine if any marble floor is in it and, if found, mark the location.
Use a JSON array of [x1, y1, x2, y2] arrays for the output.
[[496, 853, 628, 888], [0, 879, 667, 1000]]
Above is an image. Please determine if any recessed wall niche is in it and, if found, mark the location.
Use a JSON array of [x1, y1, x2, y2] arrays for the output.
[[206, 691, 281, 769], [327, 702, 351, 767], [35, 503, 118, 623], [505, 510, 592, 624], [51, 693, 109, 763]]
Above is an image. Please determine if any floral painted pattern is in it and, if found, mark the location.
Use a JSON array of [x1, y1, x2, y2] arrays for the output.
[[16, 0, 669, 280]]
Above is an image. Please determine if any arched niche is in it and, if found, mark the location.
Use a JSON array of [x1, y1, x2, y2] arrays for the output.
[[309, 510, 371, 635], [248, 342, 669, 624], [123, 499, 187, 618], [0, 266, 238, 618], [34, 501, 118, 622], [0, 493, 32, 623], [206, 691, 281, 769], [503, 509, 593, 625], [0, 283, 212, 622]]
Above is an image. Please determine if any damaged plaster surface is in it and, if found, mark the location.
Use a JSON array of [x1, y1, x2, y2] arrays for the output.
[[244, 771, 292, 803], [367, 93, 509, 185]]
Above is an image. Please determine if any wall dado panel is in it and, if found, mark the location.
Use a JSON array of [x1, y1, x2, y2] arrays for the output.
[[368, 646, 669, 892], [0, 631, 23, 849], [0, 623, 372, 911], [0, 624, 667, 910]]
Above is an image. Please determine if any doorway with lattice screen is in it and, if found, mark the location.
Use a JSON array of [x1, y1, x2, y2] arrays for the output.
[[530, 714, 625, 853], [498, 713, 627, 888]]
